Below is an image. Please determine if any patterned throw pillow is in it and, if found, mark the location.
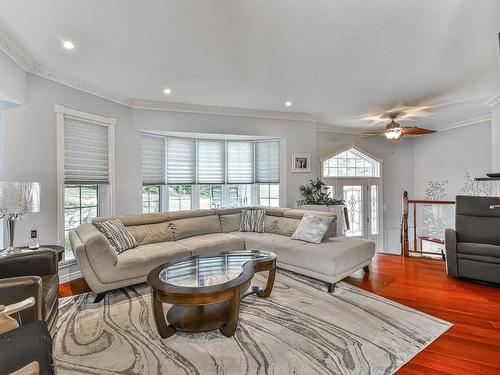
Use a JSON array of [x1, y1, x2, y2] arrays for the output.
[[94, 219, 138, 254], [291, 214, 333, 244], [239, 209, 266, 233]]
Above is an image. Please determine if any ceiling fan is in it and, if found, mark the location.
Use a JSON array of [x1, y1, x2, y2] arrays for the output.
[[363, 113, 436, 141]]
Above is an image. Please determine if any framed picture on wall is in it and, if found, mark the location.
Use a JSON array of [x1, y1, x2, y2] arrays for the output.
[[291, 153, 311, 173]]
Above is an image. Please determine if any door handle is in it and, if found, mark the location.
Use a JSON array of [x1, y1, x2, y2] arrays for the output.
[[489, 205, 500, 209]]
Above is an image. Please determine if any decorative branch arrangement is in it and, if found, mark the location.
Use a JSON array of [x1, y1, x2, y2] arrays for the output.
[[297, 179, 344, 207], [424, 180, 448, 200], [460, 171, 494, 196]]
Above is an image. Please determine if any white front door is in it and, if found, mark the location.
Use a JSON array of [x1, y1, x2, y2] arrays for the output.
[[324, 178, 380, 242]]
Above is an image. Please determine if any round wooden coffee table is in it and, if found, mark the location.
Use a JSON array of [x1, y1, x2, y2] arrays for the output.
[[147, 250, 276, 338]]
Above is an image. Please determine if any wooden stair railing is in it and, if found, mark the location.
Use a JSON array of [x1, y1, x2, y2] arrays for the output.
[[401, 191, 455, 258]]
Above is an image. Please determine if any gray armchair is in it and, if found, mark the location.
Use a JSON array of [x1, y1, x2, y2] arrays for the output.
[[0, 249, 59, 335], [445, 195, 500, 284]]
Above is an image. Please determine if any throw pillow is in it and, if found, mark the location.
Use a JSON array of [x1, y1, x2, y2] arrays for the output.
[[94, 219, 138, 254], [239, 209, 266, 233], [291, 214, 333, 244]]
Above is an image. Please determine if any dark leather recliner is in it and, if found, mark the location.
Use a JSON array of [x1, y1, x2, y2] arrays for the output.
[[445, 195, 500, 284], [0, 249, 59, 335]]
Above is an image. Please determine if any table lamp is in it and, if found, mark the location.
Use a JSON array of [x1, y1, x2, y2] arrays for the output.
[[0, 182, 41, 253]]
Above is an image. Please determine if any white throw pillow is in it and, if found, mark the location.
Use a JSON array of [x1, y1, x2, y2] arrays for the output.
[[291, 214, 334, 244]]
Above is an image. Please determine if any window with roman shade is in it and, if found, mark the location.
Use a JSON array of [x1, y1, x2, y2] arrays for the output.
[[255, 140, 280, 183], [197, 139, 225, 184], [64, 117, 110, 184], [166, 137, 196, 184], [226, 141, 254, 184], [141, 134, 165, 185]]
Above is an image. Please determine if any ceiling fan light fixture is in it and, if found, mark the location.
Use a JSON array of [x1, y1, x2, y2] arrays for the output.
[[385, 127, 402, 140]]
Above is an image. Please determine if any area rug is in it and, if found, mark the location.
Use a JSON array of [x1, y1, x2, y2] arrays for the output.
[[54, 271, 451, 374]]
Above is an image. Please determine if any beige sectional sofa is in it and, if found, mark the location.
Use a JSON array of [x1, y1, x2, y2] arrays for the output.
[[70, 207, 375, 297]]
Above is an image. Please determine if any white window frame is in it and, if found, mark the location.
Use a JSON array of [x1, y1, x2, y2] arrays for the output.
[[142, 185, 162, 213], [320, 144, 384, 251], [56, 105, 116, 267]]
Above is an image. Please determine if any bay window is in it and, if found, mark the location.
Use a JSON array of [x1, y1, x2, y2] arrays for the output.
[[141, 134, 282, 211]]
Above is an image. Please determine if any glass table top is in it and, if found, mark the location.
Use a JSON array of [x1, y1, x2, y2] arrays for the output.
[[159, 250, 275, 288]]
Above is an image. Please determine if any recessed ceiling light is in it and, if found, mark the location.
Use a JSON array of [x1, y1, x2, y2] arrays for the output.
[[163, 88, 172, 95], [62, 40, 74, 50], [285, 101, 292, 107]]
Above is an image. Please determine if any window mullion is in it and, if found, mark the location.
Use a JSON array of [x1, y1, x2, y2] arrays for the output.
[[222, 185, 230, 207], [192, 185, 200, 209]]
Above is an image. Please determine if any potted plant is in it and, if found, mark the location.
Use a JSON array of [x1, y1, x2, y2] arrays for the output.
[[297, 179, 346, 234]]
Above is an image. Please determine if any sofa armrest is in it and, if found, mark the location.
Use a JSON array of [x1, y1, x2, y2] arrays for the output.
[[70, 223, 118, 293], [0, 277, 43, 325], [445, 228, 458, 277], [0, 250, 58, 279]]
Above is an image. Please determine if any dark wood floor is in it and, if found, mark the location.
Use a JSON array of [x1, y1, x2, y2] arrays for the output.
[[59, 254, 500, 374]]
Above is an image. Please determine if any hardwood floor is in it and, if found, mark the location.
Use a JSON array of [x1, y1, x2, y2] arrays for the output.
[[59, 253, 500, 374]]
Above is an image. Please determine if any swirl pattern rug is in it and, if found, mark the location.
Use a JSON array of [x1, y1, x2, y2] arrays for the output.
[[54, 271, 451, 374]]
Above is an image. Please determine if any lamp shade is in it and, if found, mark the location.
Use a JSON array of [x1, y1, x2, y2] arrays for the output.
[[0, 182, 41, 214]]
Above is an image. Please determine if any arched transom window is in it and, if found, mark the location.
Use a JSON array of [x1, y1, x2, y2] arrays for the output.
[[322, 147, 380, 177]]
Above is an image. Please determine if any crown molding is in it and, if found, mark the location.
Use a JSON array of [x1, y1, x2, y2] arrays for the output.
[[130, 99, 316, 122], [483, 91, 500, 108], [0, 29, 316, 122], [438, 114, 491, 132]]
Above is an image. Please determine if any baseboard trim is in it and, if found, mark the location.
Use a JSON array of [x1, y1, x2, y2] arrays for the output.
[[59, 263, 82, 283]]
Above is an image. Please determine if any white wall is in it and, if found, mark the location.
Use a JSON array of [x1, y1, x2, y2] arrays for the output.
[[2, 73, 317, 246], [413, 121, 492, 199], [2, 74, 136, 247], [0, 51, 25, 105], [317, 131, 415, 254]]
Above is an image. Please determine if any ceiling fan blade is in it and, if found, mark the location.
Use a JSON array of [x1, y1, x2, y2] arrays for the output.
[[363, 134, 383, 139], [401, 127, 436, 135]]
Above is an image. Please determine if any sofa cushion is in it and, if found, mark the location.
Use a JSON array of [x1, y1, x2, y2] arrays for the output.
[[93, 213, 169, 226], [457, 242, 500, 259], [291, 214, 333, 244], [94, 219, 138, 254], [177, 233, 245, 255], [171, 215, 222, 240], [166, 209, 216, 221], [110, 242, 192, 282], [261, 206, 288, 217], [232, 232, 375, 278], [264, 215, 278, 234], [276, 217, 300, 236], [126, 222, 174, 245], [215, 208, 242, 216], [220, 213, 241, 233]]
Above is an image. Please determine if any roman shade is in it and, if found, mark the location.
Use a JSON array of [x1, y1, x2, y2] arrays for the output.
[[197, 139, 225, 184], [167, 137, 196, 184], [255, 140, 280, 183], [141, 134, 165, 185], [64, 117, 110, 184], [142, 134, 280, 186], [227, 141, 254, 184]]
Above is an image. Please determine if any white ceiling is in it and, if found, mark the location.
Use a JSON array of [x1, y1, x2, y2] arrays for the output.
[[0, 0, 499, 130]]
